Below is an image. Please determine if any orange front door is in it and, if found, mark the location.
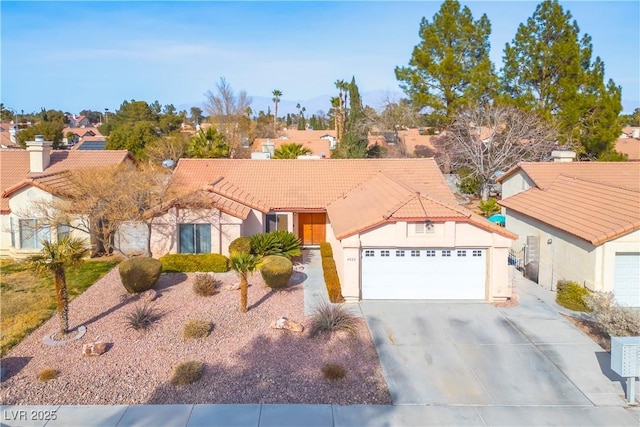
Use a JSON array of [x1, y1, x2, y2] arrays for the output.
[[298, 213, 326, 245]]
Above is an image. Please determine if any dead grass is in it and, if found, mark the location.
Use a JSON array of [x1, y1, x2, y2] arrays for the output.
[[562, 314, 611, 352], [37, 368, 59, 382], [170, 361, 203, 386]]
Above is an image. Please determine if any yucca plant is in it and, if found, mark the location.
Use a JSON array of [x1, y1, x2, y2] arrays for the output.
[[478, 198, 501, 217], [271, 231, 302, 259], [273, 143, 312, 159], [309, 302, 357, 337], [229, 252, 260, 313]]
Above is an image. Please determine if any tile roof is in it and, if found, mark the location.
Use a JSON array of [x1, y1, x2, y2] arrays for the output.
[[499, 175, 640, 245], [0, 150, 133, 213], [499, 162, 640, 192], [253, 138, 332, 158], [615, 137, 640, 161], [170, 158, 458, 212]]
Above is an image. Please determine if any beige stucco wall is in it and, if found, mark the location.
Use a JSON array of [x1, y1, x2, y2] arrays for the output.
[[598, 229, 640, 292], [500, 170, 536, 201]]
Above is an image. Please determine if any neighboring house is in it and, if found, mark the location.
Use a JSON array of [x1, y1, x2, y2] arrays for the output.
[[498, 161, 640, 307], [0, 123, 20, 149], [0, 136, 133, 258], [149, 158, 516, 302], [367, 128, 441, 158], [615, 127, 640, 161], [71, 136, 107, 151], [253, 129, 338, 158], [67, 115, 91, 128]]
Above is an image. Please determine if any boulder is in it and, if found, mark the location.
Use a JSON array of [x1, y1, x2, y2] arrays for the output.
[[82, 341, 107, 356], [270, 316, 304, 332], [140, 289, 158, 302]]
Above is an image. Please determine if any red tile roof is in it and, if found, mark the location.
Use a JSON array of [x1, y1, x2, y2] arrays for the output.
[[499, 175, 640, 245], [615, 137, 640, 161]]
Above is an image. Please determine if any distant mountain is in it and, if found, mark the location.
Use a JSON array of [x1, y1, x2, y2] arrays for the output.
[[177, 90, 404, 118]]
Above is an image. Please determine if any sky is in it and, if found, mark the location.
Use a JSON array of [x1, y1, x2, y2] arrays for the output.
[[1, 1, 639, 116]]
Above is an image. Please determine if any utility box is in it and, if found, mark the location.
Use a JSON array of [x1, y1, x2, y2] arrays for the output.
[[611, 336, 640, 378]]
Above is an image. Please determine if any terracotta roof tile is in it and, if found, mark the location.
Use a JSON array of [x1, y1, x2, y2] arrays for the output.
[[499, 175, 640, 245], [615, 137, 640, 161], [253, 138, 332, 158]]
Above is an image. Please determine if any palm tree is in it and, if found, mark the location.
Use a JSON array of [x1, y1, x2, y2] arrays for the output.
[[272, 89, 282, 135], [27, 237, 88, 334], [229, 252, 259, 313], [273, 143, 312, 159]]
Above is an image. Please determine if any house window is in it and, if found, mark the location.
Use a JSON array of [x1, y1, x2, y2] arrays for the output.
[[396, 250, 405, 257], [380, 250, 390, 257], [57, 224, 70, 241], [266, 213, 288, 232], [19, 219, 50, 249], [414, 222, 434, 234], [364, 250, 374, 257], [425, 250, 436, 257], [411, 250, 420, 257], [441, 250, 451, 257], [179, 224, 211, 254], [472, 250, 483, 257], [457, 250, 467, 257]]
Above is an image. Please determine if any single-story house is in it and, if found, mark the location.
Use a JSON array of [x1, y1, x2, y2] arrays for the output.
[[150, 158, 516, 302], [498, 161, 640, 306], [0, 136, 133, 258]]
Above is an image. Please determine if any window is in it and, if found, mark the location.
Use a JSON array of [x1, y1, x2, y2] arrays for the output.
[[411, 250, 420, 257], [381, 250, 390, 257], [396, 250, 405, 257], [425, 250, 436, 257], [57, 224, 70, 241], [473, 250, 483, 257], [266, 213, 288, 232], [19, 219, 50, 249], [364, 250, 374, 257], [179, 224, 211, 254], [441, 250, 451, 257], [457, 250, 467, 257], [414, 222, 434, 234]]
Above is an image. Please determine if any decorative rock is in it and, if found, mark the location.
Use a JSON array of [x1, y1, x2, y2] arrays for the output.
[[82, 341, 107, 356], [270, 316, 304, 332], [226, 283, 240, 291], [140, 289, 158, 302]]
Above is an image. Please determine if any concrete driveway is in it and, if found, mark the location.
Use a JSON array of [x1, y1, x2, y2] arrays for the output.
[[359, 274, 631, 409]]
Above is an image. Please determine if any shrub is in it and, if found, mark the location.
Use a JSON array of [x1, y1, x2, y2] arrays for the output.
[[309, 302, 357, 337], [170, 360, 203, 386], [118, 257, 162, 294], [260, 255, 293, 289], [182, 319, 212, 339], [124, 303, 160, 331], [229, 237, 251, 255], [320, 246, 344, 303], [159, 254, 229, 273], [37, 368, 59, 382], [193, 274, 216, 296], [319, 242, 333, 258], [556, 280, 591, 312], [250, 231, 301, 259], [271, 231, 302, 259], [321, 364, 346, 380], [585, 292, 640, 337], [478, 198, 501, 217]]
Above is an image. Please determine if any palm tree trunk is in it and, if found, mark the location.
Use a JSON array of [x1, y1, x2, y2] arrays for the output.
[[54, 268, 69, 334], [240, 273, 248, 313]]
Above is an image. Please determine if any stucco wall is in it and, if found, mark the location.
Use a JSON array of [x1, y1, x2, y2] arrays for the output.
[[599, 229, 640, 292], [500, 170, 536, 200]]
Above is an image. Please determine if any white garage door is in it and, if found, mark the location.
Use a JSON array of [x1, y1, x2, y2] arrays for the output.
[[361, 248, 486, 299], [614, 253, 640, 307]]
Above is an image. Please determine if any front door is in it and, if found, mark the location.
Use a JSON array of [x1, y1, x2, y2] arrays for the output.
[[298, 213, 326, 245]]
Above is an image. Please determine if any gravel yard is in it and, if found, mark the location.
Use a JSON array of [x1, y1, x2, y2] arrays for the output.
[[0, 267, 390, 405]]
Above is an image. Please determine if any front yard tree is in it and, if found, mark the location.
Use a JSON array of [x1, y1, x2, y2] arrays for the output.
[[229, 252, 259, 313], [434, 105, 558, 200], [27, 237, 88, 335], [501, 0, 622, 159], [395, 0, 498, 127]]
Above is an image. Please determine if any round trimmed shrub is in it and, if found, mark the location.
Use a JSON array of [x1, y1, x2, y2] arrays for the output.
[[229, 237, 251, 255], [260, 255, 293, 289], [119, 257, 162, 294]]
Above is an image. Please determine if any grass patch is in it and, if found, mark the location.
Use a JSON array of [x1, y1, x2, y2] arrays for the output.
[[124, 304, 160, 331], [182, 319, 212, 339], [309, 302, 358, 337], [170, 360, 203, 386], [0, 258, 119, 356], [192, 274, 217, 297], [37, 368, 59, 382]]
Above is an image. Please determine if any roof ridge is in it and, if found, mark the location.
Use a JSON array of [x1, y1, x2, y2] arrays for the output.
[[556, 173, 640, 193]]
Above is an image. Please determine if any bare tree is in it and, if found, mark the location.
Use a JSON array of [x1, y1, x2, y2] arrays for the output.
[[145, 132, 190, 166], [434, 105, 560, 200], [204, 78, 252, 158]]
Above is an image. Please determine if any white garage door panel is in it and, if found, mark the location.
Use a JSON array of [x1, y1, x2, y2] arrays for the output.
[[362, 249, 486, 299], [614, 253, 640, 307]]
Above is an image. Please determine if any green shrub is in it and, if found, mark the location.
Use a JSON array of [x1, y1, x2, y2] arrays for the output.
[[457, 167, 482, 196], [270, 231, 302, 258], [479, 198, 501, 217], [119, 257, 162, 294], [124, 303, 160, 331], [585, 292, 640, 337], [170, 360, 203, 386], [556, 280, 591, 312], [192, 274, 216, 296], [229, 237, 251, 254], [320, 246, 344, 303], [159, 254, 229, 273], [319, 242, 333, 258], [321, 364, 346, 380], [182, 319, 212, 339], [250, 231, 301, 259], [309, 302, 357, 337], [37, 368, 59, 382], [260, 255, 293, 289]]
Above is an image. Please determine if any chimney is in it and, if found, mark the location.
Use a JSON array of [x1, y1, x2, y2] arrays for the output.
[[26, 135, 53, 173], [551, 150, 576, 163]]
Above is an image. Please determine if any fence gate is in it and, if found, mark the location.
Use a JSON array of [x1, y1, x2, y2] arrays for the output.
[[524, 236, 540, 283]]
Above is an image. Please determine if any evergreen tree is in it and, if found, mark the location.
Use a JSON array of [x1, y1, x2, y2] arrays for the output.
[[501, 0, 623, 158], [395, 0, 497, 126], [334, 77, 370, 158]]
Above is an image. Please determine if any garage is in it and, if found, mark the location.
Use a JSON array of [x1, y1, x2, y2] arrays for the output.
[[361, 248, 486, 299], [614, 253, 640, 307]]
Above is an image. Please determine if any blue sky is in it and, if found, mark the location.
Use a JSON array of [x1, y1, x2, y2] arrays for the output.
[[1, 1, 638, 115]]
